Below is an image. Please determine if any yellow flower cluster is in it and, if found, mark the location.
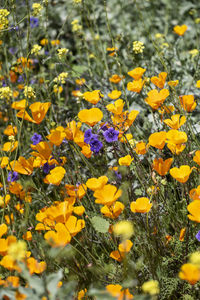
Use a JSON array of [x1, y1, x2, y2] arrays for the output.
[[133, 41, 145, 54], [71, 19, 82, 32], [0, 9, 10, 30], [31, 44, 42, 55], [57, 48, 69, 59], [73, 0, 82, 3], [23, 86, 36, 99], [32, 3, 43, 16], [54, 72, 68, 84], [0, 86, 12, 100]]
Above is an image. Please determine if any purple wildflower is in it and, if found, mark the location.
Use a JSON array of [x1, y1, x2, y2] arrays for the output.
[[30, 17, 39, 28], [89, 137, 103, 153], [196, 230, 200, 242], [103, 127, 119, 143], [84, 129, 96, 144], [31, 133, 42, 145], [43, 163, 55, 174], [8, 171, 19, 182]]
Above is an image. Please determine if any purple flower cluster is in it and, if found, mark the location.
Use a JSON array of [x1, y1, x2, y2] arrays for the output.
[[84, 129, 103, 153], [103, 127, 119, 143], [8, 171, 19, 183], [31, 133, 42, 145], [30, 17, 39, 28]]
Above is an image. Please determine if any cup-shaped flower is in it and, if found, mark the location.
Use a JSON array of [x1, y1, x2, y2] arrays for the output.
[[151, 72, 167, 89], [152, 158, 173, 176], [193, 150, 200, 166], [127, 79, 144, 93], [44, 223, 71, 247], [130, 197, 152, 213], [106, 99, 124, 115], [94, 184, 122, 206], [110, 239, 133, 262], [148, 131, 166, 149], [86, 176, 108, 191], [44, 166, 66, 185], [164, 114, 186, 130], [189, 185, 200, 201], [101, 201, 124, 219], [108, 90, 121, 99], [173, 25, 188, 36], [83, 90, 104, 105], [170, 165, 192, 183], [179, 263, 200, 285], [187, 201, 200, 223], [179, 95, 196, 112], [106, 284, 133, 300], [145, 89, 169, 110], [127, 67, 146, 80], [118, 155, 133, 166], [78, 108, 103, 126]]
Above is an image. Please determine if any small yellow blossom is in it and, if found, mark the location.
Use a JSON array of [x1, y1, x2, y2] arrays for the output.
[[8, 240, 27, 261], [195, 18, 200, 24], [54, 72, 68, 84], [113, 220, 134, 239], [142, 280, 160, 295], [73, 0, 82, 3], [133, 41, 145, 54], [32, 3, 43, 16], [155, 33, 164, 39], [23, 86, 36, 99], [31, 44, 42, 55], [189, 49, 199, 58], [190, 252, 200, 267], [0, 87, 12, 100], [71, 19, 82, 32], [57, 48, 69, 59], [0, 9, 10, 30]]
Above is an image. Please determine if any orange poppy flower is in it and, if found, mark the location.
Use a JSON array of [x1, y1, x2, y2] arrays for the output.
[[170, 165, 193, 183], [152, 157, 173, 176], [168, 80, 179, 87], [118, 155, 133, 166], [145, 89, 169, 110], [78, 108, 103, 126], [17, 102, 51, 124], [127, 67, 146, 80], [44, 223, 71, 247], [164, 114, 186, 129], [110, 240, 133, 262], [179, 95, 196, 112], [190, 186, 200, 201], [47, 126, 66, 146], [134, 141, 147, 155], [83, 90, 104, 105], [148, 131, 167, 149], [11, 99, 28, 110], [101, 201, 125, 219], [127, 79, 144, 93], [94, 184, 122, 206], [108, 90, 122, 99], [193, 150, 200, 166], [187, 201, 200, 223], [2, 141, 18, 152], [179, 263, 200, 285], [173, 25, 188, 36], [130, 197, 152, 213], [106, 284, 133, 300], [179, 228, 186, 242], [27, 257, 46, 274], [109, 74, 124, 84], [9, 157, 34, 175], [106, 99, 124, 115], [4, 125, 17, 136], [151, 72, 167, 89], [86, 176, 108, 191], [44, 166, 66, 185]]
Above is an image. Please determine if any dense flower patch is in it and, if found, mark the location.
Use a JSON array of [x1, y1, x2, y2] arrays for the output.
[[0, 0, 200, 299]]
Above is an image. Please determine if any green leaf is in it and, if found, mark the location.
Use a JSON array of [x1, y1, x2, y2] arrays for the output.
[[47, 269, 63, 300], [72, 65, 88, 75], [91, 216, 110, 233]]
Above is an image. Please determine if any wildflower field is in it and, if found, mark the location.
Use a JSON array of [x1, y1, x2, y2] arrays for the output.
[[1, 0, 200, 299]]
